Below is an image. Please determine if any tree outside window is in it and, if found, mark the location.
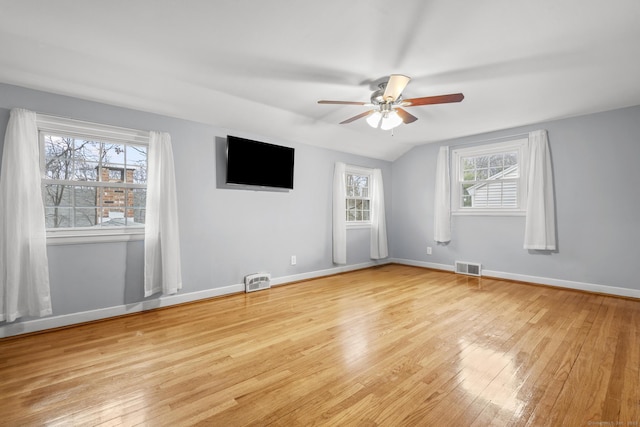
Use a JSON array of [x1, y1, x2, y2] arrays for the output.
[[42, 134, 147, 229], [345, 172, 371, 223]]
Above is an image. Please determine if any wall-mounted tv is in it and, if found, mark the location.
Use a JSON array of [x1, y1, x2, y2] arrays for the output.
[[226, 135, 295, 189]]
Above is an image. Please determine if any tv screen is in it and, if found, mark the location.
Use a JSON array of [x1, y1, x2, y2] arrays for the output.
[[226, 135, 295, 189]]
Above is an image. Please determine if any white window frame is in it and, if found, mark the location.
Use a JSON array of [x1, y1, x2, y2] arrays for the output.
[[451, 138, 528, 216], [345, 165, 372, 229], [37, 115, 150, 244]]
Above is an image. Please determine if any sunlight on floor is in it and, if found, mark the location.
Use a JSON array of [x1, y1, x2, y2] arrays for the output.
[[46, 390, 149, 425], [458, 339, 526, 417]]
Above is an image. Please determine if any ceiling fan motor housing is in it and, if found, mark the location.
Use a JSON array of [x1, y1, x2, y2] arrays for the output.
[[370, 82, 402, 106]]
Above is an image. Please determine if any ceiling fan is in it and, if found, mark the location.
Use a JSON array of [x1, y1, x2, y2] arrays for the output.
[[318, 74, 464, 130]]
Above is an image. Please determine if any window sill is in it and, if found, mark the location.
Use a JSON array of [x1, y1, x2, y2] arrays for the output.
[[452, 210, 525, 217], [347, 222, 372, 229], [46, 230, 145, 245]]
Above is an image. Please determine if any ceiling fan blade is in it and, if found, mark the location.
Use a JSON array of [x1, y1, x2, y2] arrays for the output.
[[340, 110, 375, 124], [402, 93, 464, 106], [318, 100, 368, 105], [395, 108, 418, 124], [382, 74, 411, 102]]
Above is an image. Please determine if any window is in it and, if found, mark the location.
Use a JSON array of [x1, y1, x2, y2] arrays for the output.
[[345, 167, 371, 226], [451, 139, 528, 215], [37, 115, 149, 241]]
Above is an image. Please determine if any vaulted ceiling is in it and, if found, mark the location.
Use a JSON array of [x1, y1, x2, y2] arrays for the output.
[[1, 1, 639, 160]]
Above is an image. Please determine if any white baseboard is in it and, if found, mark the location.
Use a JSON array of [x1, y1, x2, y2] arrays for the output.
[[271, 260, 390, 286], [0, 284, 245, 338], [391, 258, 640, 299], [6, 258, 635, 339], [0, 260, 389, 338], [388, 258, 454, 272], [482, 269, 640, 299]]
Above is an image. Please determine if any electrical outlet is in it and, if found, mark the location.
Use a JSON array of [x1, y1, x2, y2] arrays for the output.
[[427, 247, 432, 255], [291, 255, 296, 265]]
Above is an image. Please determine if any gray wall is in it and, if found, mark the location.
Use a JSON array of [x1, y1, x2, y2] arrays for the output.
[[392, 105, 640, 291], [0, 83, 392, 319], [2, 81, 639, 329]]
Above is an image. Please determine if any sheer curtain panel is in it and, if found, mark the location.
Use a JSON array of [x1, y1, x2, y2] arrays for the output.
[[144, 131, 182, 296], [0, 108, 52, 322], [332, 162, 347, 264], [434, 146, 452, 243], [370, 168, 388, 259], [524, 130, 556, 250]]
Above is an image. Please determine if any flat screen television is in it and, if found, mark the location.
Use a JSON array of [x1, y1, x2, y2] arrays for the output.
[[226, 135, 295, 189]]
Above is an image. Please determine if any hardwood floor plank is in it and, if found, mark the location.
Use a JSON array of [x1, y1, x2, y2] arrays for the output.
[[618, 300, 640, 424], [548, 297, 619, 426], [1, 264, 638, 426]]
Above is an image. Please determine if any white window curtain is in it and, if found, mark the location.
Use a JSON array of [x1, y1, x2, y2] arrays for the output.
[[524, 129, 556, 250], [434, 146, 451, 243], [370, 168, 388, 259], [144, 131, 182, 296], [0, 108, 52, 322], [332, 162, 347, 264]]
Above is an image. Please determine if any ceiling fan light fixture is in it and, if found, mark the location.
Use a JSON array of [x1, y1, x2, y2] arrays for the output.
[[380, 110, 403, 130], [317, 74, 464, 128], [366, 111, 382, 128]]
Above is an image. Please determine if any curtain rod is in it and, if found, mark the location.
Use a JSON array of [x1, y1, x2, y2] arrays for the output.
[[447, 131, 531, 148], [35, 111, 150, 136]]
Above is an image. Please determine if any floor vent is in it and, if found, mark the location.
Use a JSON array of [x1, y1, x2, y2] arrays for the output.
[[244, 273, 271, 293], [455, 261, 482, 277]]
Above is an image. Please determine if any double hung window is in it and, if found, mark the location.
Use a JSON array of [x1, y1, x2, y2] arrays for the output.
[[345, 167, 371, 226], [451, 139, 528, 215], [38, 115, 149, 241]]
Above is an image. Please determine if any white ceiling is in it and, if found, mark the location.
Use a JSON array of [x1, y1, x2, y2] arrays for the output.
[[1, 1, 639, 161]]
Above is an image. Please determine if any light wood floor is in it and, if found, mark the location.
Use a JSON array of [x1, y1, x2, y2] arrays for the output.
[[1, 264, 639, 426]]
